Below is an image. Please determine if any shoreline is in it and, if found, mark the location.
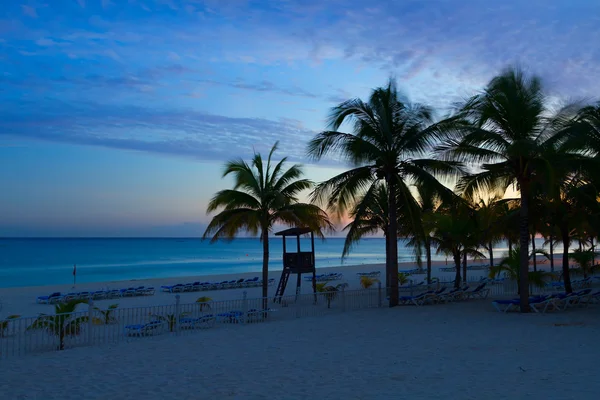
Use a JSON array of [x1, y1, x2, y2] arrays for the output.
[[0, 255, 578, 318]]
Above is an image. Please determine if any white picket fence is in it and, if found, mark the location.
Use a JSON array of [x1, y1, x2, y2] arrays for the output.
[[2, 277, 595, 360], [0, 287, 382, 359]]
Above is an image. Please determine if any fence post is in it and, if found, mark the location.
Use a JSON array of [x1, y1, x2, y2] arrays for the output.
[[242, 291, 248, 324], [378, 282, 382, 308], [341, 286, 346, 312], [87, 299, 94, 346], [175, 295, 180, 335]]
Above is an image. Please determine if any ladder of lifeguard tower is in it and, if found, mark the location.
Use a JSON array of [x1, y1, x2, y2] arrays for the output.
[[274, 269, 291, 302]]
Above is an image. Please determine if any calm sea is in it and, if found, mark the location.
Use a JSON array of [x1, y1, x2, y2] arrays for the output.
[[0, 237, 552, 288]]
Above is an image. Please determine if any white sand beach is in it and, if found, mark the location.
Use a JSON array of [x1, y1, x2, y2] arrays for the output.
[[2, 300, 599, 399]]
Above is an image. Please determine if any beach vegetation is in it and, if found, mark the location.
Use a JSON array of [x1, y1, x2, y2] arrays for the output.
[[94, 304, 118, 325], [489, 247, 548, 292], [359, 276, 379, 289], [203, 142, 333, 302], [307, 79, 463, 306], [196, 296, 212, 311], [569, 249, 598, 278], [316, 282, 349, 308], [27, 299, 95, 351], [0, 315, 20, 338], [397, 272, 410, 286], [436, 66, 589, 311]]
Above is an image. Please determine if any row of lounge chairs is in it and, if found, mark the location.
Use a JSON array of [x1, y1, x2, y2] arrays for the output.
[[356, 271, 381, 278], [36, 287, 155, 304], [303, 273, 343, 282], [124, 308, 277, 336], [398, 283, 490, 306], [545, 277, 593, 290], [160, 278, 275, 293], [492, 289, 599, 313], [439, 264, 489, 272]]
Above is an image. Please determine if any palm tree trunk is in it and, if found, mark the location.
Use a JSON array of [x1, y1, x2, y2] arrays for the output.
[[453, 250, 461, 288], [508, 238, 513, 253], [462, 251, 467, 284], [592, 237, 596, 265], [261, 227, 270, 305], [518, 181, 531, 312], [426, 237, 432, 285], [531, 233, 537, 272], [560, 225, 573, 293], [549, 236, 554, 273], [488, 241, 494, 269], [386, 175, 399, 307], [384, 232, 390, 294]]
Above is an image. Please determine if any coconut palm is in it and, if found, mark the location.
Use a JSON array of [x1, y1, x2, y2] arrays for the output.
[[203, 142, 332, 301], [27, 299, 93, 350], [437, 67, 582, 311], [569, 248, 598, 278], [431, 205, 485, 288], [307, 80, 462, 306], [94, 304, 118, 325], [316, 282, 349, 308], [475, 196, 504, 269], [340, 182, 419, 289], [489, 247, 548, 293]]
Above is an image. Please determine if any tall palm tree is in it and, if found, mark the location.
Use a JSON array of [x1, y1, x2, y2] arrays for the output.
[[307, 80, 462, 306], [431, 205, 485, 288], [474, 196, 504, 269], [569, 248, 597, 278], [203, 142, 332, 300], [437, 67, 581, 311]]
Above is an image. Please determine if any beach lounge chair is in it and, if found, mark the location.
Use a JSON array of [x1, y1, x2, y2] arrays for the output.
[[491, 299, 520, 312], [438, 285, 469, 302], [124, 320, 166, 337], [36, 292, 62, 304], [529, 295, 561, 313], [399, 291, 437, 306], [179, 315, 217, 329], [141, 287, 155, 296], [246, 308, 277, 323], [463, 283, 490, 300], [217, 311, 244, 323]]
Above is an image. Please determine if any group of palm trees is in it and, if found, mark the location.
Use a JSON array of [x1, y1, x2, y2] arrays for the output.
[[203, 66, 600, 313]]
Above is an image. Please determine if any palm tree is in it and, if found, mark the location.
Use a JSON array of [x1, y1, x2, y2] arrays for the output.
[[489, 247, 547, 293], [431, 205, 485, 288], [437, 67, 581, 311], [27, 299, 93, 350], [307, 80, 462, 306], [315, 282, 349, 308], [569, 248, 597, 278], [475, 196, 503, 267], [203, 142, 332, 301], [0, 315, 20, 338], [94, 304, 118, 325]]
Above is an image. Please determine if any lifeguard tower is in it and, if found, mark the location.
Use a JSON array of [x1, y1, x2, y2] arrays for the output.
[[273, 227, 317, 302]]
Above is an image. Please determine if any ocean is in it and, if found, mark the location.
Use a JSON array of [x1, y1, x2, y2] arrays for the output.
[[0, 237, 554, 288]]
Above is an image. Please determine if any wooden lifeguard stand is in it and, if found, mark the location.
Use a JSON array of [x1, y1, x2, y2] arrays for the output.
[[273, 227, 317, 302]]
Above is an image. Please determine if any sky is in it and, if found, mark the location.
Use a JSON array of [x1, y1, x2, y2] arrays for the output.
[[1, 0, 600, 237]]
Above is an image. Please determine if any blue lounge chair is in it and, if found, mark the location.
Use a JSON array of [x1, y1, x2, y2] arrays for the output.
[[217, 311, 244, 323], [36, 292, 62, 304], [463, 283, 490, 299], [124, 320, 166, 337], [179, 315, 217, 329], [399, 291, 437, 306]]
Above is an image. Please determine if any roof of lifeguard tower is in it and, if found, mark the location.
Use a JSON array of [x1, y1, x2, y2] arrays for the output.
[[274, 227, 312, 236]]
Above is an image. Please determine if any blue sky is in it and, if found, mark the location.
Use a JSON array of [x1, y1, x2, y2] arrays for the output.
[[1, 0, 600, 236]]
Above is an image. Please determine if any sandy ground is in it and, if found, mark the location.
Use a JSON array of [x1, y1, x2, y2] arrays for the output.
[[1, 300, 599, 399], [0, 256, 577, 318]]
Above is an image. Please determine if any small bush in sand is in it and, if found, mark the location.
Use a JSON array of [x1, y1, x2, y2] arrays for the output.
[[94, 304, 119, 325], [398, 272, 410, 286], [316, 283, 349, 308], [196, 297, 212, 311], [27, 299, 97, 350], [0, 315, 20, 338], [360, 276, 379, 289], [150, 313, 189, 332]]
